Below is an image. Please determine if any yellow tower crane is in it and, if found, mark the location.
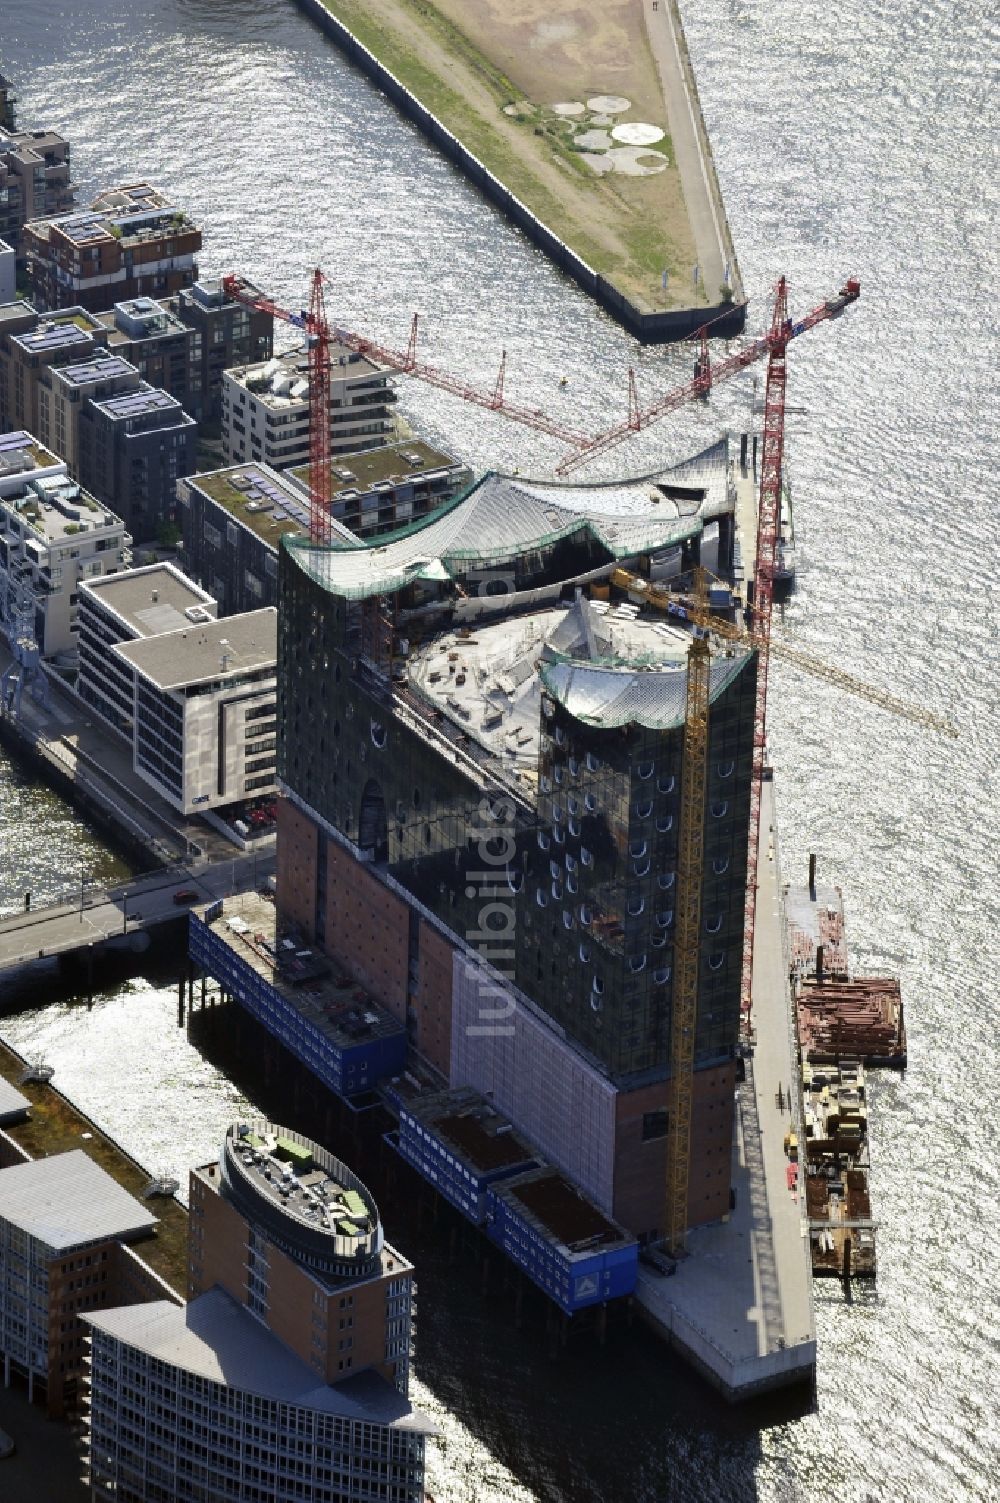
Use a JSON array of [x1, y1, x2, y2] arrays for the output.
[[628, 566, 956, 1256]]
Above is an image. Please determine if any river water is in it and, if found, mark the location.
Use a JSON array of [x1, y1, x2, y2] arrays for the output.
[[0, 1, 996, 1499]]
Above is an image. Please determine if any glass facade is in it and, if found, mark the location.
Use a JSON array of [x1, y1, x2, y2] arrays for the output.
[[278, 534, 755, 1092]]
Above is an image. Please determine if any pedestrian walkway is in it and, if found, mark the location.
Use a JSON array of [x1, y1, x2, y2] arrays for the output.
[[635, 777, 815, 1399]]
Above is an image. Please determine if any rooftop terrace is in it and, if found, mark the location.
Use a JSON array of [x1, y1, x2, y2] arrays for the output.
[[289, 438, 465, 500], [183, 463, 357, 548], [221, 1120, 380, 1263]]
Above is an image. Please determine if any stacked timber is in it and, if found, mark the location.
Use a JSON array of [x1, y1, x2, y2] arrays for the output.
[[798, 976, 907, 1069]]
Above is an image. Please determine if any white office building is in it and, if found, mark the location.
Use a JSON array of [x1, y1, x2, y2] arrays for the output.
[[78, 562, 276, 815], [0, 429, 129, 659], [221, 349, 396, 470]]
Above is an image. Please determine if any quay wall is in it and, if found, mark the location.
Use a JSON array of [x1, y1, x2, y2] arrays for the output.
[[291, 0, 746, 344], [0, 710, 175, 872]]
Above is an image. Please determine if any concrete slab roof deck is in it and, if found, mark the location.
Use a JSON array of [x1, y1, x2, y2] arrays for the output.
[[0, 1148, 156, 1251], [85, 1289, 437, 1433], [112, 607, 276, 691], [81, 562, 216, 639]]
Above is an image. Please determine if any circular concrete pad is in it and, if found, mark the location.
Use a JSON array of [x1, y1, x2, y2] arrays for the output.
[[611, 121, 665, 146], [581, 152, 615, 175], [552, 100, 586, 116], [587, 94, 631, 114], [607, 146, 669, 176], [574, 129, 613, 150]]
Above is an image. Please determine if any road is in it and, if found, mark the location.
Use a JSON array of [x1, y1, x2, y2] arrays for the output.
[[0, 852, 275, 970]]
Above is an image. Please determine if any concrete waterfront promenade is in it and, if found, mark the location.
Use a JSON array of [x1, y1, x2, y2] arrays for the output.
[[636, 778, 816, 1399]]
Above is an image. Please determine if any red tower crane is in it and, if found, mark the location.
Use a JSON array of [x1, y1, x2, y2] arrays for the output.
[[221, 269, 335, 545], [740, 276, 791, 1031], [222, 272, 591, 542], [554, 277, 861, 475]]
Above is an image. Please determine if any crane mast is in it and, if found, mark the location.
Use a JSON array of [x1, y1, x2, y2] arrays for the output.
[[665, 623, 711, 1255], [741, 278, 790, 1031]]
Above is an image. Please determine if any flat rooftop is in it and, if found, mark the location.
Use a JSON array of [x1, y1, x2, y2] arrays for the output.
[[29, 185, 197, 250], [0, 470, 122, 543], [82, 562, 216, 638], [93, 386, 187, 421], [227, 349, 384, 409], [0, 1148, 156, 1251], [496, 1166, 630, 1255], [184, 463, 357, 548], [197, 890, 405, 1058], [52, 352, 136, 388], [289, 438, 465, 500], [0, 1077, 30, 1124], [405, 1088, 536, 1175], [113, 606, 276, 691], [12, 320, 96, 356], [0, 1039, 189, 1295], [86, 1289, 436, 1432]]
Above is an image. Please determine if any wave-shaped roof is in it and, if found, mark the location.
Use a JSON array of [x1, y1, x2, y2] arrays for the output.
[[540, 649, 751, 730], [288, 441, 731, 601]]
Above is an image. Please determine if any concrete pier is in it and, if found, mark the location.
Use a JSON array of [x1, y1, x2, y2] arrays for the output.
[[635, 777, 816, 1400]]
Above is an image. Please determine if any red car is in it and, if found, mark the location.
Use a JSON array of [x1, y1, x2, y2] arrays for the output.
[[173, 889, 198, 905]]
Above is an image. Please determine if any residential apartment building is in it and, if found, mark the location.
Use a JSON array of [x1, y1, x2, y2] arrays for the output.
[[0, 237, 13, 304], [221, 349, 395, 470], [287, 437, 472, 539], [91, 294, 199, 414], [78, 564, 276, 814], [0, 429, 129, 659], [0, 303, 106, 435], [37, 349, 138, 471], [0, 126, 74, 250], [23, 182, 200, 313], [0, 1148, 170, 1416], [166, 277, 274, 430], [176, 461, 355, 616], [79, 380, 197, 543], [84, 1120, 433, 1503], [0, 71, 16, 132]]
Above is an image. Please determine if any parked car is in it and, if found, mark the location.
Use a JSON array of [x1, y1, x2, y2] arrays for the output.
[[173, 889, 198, 905]]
